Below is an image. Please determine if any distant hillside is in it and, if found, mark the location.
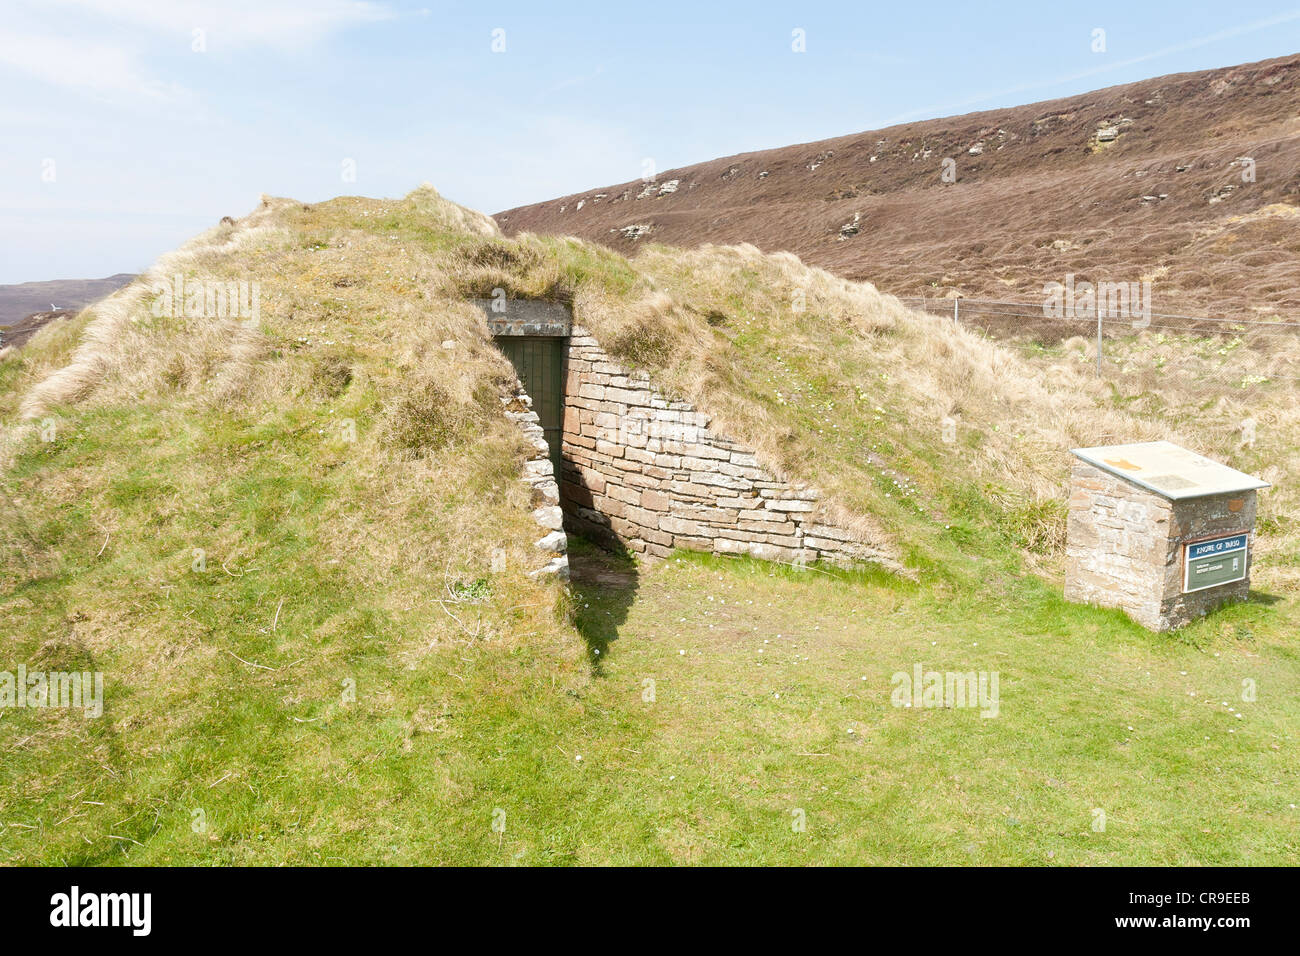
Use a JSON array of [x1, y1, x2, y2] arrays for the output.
[[0, 274, 135, 327], [0, 309, 77, 351], [498, 54, 1300, 320]]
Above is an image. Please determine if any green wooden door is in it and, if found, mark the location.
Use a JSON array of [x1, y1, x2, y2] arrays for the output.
[[495, 336, 567, 476]]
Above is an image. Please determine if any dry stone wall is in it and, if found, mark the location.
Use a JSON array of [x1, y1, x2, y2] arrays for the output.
[[558, 325, 891, 569], [504, 382, 569, 580], [1064, 462, 1172, 628]]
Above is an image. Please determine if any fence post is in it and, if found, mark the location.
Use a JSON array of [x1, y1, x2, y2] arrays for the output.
[[954, 299, 959, 323], [1096, 313, 1103, 378]]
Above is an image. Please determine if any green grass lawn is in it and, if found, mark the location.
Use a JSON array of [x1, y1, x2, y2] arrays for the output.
[[559, 545, 1298, 865], [5, 533, 1293, 865]]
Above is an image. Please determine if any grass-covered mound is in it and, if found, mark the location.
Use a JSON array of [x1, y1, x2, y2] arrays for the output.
[[1, 185, 1295, 864]]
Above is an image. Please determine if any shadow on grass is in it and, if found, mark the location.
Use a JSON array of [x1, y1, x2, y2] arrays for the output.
[[566, 533, 638, 674], [1246, 588, 1283, 608]]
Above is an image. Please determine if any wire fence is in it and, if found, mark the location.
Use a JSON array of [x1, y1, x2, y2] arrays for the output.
[[898, 297, 1300, 331], [896, 296, 1300, 387]]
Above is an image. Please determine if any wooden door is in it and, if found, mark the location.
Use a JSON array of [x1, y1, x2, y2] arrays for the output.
[[495, 335, 567, 477]]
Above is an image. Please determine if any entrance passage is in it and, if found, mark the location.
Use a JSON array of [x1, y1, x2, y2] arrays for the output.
[[495, 335, 567, 476]]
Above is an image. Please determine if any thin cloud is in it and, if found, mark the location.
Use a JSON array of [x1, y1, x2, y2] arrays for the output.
[[879, 8, 1300, 125], [1, 0, 396, 102], [0, 31, 183, 101], [25, 0, 397, 49], [538, 66, 606, 100]]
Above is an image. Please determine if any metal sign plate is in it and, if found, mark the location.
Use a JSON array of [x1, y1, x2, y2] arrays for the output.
[[1183, 533, 1249, 593]]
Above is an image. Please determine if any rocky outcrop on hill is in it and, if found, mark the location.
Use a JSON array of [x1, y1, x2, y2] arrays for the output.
[[498, 54, 1300, 320]]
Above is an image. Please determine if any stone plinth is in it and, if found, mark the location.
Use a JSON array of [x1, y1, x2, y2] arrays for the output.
[[1064, 442, 1267, 631]]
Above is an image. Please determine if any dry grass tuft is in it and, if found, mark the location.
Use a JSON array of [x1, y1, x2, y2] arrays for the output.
[[379, 375, 483, 456]]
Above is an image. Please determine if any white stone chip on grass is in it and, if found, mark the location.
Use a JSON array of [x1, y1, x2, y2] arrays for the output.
[[527, 555, 569, 580]]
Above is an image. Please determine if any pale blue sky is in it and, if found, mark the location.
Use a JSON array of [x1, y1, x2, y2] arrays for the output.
[[2, 0, 1298, 283]]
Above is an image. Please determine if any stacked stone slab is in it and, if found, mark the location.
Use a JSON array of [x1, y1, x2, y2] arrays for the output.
[[558, 325, 891, 568], [1064, 459, 1258, 630], [503, 384, 569, 580], [479, 298, 571, 337]]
